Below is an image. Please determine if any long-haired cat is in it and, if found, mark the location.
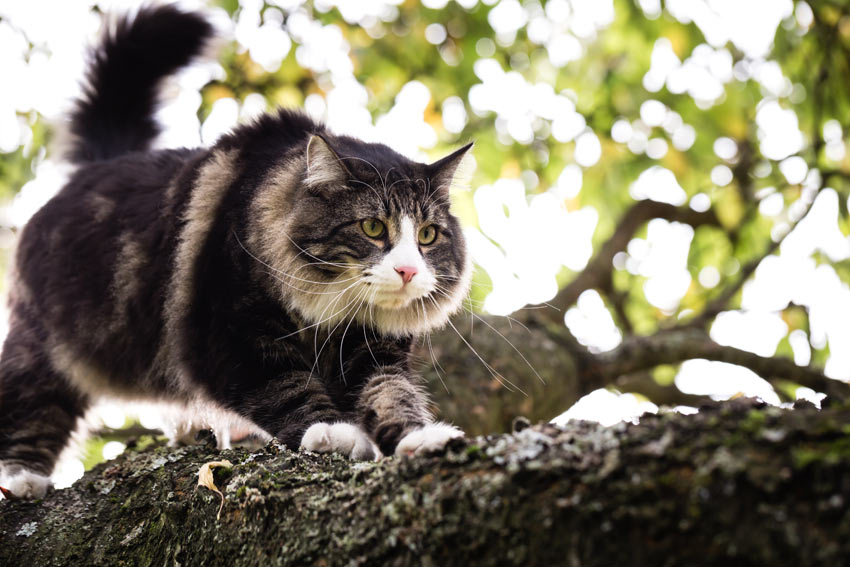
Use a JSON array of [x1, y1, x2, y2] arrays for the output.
[[0, 5, 472, 499]]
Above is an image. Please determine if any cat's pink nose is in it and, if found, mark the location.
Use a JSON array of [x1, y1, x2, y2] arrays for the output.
[[394, 266, 418, 284]]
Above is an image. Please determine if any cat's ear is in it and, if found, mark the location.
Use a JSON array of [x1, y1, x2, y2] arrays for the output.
[[428, 142, 474, 194], [304, 135, 349, 189]]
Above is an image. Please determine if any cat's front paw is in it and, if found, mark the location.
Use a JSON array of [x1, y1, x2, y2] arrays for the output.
[[300, 422, 378, 461], [0, 465, 50, 499], [395, 422, 464, 457]]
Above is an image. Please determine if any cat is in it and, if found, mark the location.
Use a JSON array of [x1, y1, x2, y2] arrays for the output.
[[0, 5, 472, 499]]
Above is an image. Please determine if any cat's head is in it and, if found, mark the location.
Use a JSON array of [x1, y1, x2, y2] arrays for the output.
[[251, 134, 473, 337]]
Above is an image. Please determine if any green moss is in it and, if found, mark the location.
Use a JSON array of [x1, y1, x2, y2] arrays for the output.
[[133, 435, 163, 452], [739, 409, 767, 434], [212, 465, 234, 485], [792, 437, 850, 469]]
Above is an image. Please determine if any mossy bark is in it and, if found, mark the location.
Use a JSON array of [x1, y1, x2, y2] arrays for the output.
[[2, 399, 849, 566]]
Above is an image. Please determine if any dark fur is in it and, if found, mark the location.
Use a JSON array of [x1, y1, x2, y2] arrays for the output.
[[67, 6, 214, 163], [0, 6, 470, 481]]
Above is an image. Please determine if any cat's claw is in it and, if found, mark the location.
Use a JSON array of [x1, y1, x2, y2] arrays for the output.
[[395, 422, 464, 457], [300, 422, 378, 461]]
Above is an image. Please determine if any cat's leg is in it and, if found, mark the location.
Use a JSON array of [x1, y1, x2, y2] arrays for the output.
[[229, 371, 377, 460], [356, 371, 462, 457], [0, 326, 89, 499]]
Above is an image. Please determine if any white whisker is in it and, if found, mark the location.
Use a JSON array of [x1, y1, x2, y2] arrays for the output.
[[263, 271, 362, 295], [429, 296, 527, 396], [426, 333, 449, 394], [338, 288, 370, 385], [309, 285, 369, 383], [471, 312, 544, 384], [338, 156, 390, 200], [363, 320, 380, 368], [282, 232, 354, 269], [347, 178, 386, 204], [234, 230, 361, 290], [275, 279, 364, 341]]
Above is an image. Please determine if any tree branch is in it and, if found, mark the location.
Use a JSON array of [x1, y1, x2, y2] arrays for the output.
[[612, 371, 715, 407], [683, 171, 828, 329], [544, 200, 720, 324], [686, 237, 782, 328], [586, 327, 848, 399], [604, 288, 634, 335], [4, 403, 850, 565]]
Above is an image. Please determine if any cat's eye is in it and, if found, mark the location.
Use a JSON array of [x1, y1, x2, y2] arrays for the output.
[[361, 218, 386, 238], [418, 224, 437, 245]]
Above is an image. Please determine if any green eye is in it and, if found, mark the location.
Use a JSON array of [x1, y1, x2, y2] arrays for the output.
[[418, 224, 437, 245], [361, 218, 385, 238]]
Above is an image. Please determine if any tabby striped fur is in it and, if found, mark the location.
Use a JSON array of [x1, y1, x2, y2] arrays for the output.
[[0, 5, 471, 498]]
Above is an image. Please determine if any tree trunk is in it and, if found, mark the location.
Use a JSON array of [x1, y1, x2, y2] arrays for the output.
[[419, 311, 849, 436], [2, 399, 848, 566], [417, 312, 584, 435]]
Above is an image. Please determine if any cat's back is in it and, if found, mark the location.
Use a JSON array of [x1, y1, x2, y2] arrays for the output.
[[13, 147, 204, 352]]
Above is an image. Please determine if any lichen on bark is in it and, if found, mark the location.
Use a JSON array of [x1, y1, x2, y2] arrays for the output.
[[2, 399, 849, 566]]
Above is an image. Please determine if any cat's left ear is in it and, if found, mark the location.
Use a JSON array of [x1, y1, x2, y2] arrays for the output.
[[304, 135, 350, 190], [428, 142, 474, 194]]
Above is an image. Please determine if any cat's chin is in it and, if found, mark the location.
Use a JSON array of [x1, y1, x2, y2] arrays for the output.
[[370, 290, 424, 310], [366, 306, 451, 337], [288, 292, 453, 337], [370, 296, 412, 310]]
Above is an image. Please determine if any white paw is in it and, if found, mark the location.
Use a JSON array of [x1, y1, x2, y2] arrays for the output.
[[300, 422, 378, 461], [395, 422, 464, 457], [0, 465, 50, 499]]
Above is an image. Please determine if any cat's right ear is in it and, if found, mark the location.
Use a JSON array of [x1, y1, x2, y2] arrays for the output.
[[304, 135, 348, 190], [427, 142, 474, 194]]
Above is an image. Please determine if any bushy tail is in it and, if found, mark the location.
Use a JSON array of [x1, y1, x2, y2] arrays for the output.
[[66, 5, 214, 164]]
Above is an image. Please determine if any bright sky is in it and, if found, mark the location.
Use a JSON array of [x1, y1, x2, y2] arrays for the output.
[[0, 0, 848, 487]]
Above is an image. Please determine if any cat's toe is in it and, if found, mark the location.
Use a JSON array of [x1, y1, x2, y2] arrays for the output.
[[0, 466, 50, 499], [329, 423, 378, 460], [395, 422, 464, 457], [300, 422, 333, 453], [300, 422, 377, 460]]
